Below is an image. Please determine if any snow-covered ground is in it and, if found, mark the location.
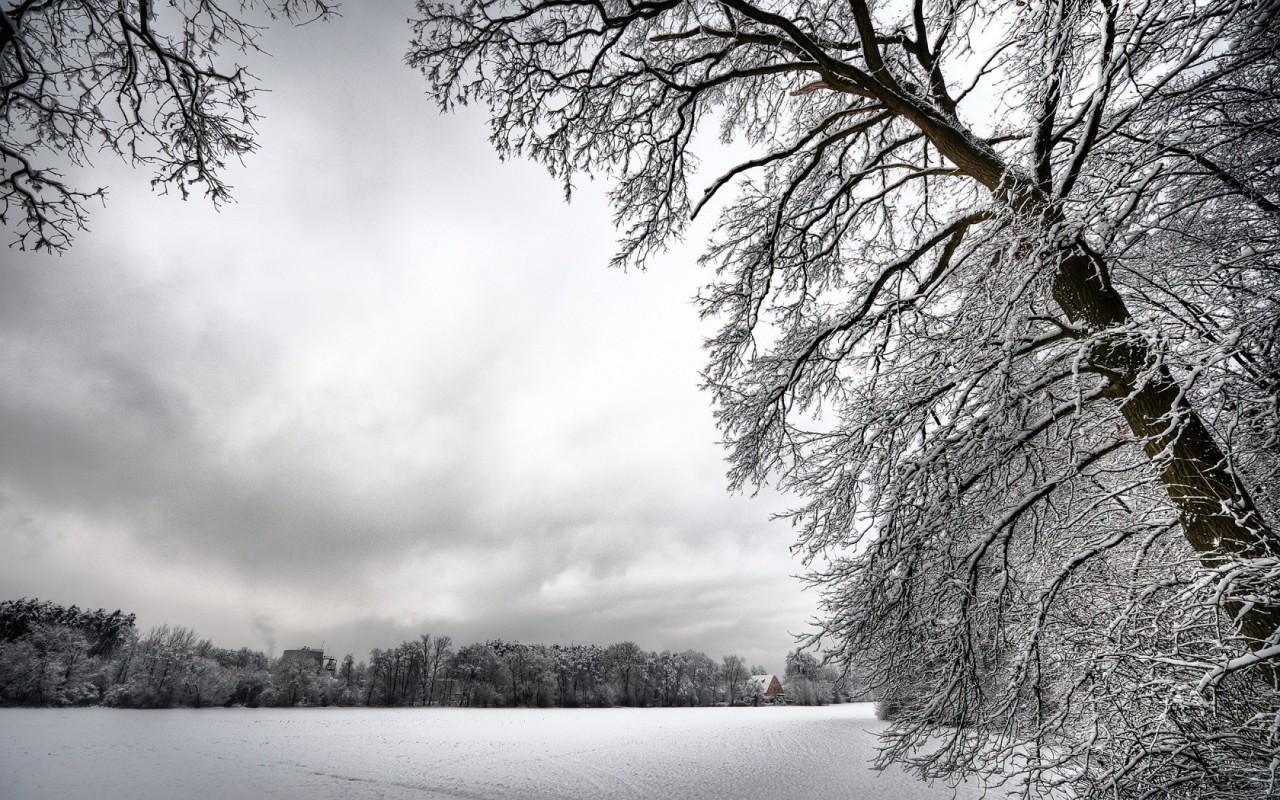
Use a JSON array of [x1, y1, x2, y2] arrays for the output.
[[0, 703, 979, 799]]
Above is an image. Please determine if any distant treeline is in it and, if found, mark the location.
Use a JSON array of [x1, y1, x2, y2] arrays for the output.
[[0, 599, 857, 709]]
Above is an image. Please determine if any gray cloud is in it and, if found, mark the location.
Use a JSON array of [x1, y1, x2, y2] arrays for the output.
[[0, 4, 815, 670]]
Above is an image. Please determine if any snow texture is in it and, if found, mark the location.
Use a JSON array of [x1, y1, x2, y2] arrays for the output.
[[0, 703, 980, 799]]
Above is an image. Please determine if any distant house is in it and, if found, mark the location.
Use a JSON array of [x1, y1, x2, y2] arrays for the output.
[[281, 646, 336, 674], [747, 674, 784, 704]]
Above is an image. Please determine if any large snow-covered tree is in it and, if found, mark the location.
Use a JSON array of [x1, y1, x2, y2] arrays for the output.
[[410, 0, 1280, 796], [0, 0, 335, 252]]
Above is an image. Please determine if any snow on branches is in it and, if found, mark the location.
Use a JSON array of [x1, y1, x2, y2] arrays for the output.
[[409, 0, 1279, 796], [0, 0, 336, 252]]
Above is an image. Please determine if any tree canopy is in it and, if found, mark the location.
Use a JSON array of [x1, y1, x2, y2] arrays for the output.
[[410, 0, 1280, 796]]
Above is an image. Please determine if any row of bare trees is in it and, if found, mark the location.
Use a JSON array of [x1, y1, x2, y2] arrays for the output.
[[0, 598, 789, 709], [361, 638, 734, 708]]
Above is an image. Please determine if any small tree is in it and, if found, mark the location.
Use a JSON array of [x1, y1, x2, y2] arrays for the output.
[[604, 640, 646, 706], [720, 654, 747, 704]]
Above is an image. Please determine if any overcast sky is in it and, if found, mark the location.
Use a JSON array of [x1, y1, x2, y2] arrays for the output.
[[0, 4, 817, 669]]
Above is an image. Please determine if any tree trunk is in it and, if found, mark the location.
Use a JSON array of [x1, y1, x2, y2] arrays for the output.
[[1052, 251, 1280, 648], [895, 90, 1280, 648]]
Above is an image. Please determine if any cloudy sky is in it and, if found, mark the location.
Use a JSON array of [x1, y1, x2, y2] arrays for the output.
[[0, 4, 817, 669]]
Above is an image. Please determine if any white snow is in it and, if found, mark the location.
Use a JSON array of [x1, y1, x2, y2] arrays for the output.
[[0, 703, 982, 799]]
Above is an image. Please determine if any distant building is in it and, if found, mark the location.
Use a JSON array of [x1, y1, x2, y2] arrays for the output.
[[281, 646, 336, 674], [748, 674, 784, 703]]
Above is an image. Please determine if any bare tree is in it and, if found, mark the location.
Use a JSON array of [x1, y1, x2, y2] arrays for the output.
[[426, 634, 451, 705], [410, 1, 1280, 796], [0, 0, 336, 252], [720, 654, 747, 704]]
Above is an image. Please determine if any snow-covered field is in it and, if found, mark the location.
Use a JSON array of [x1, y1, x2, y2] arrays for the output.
[[1, 703, 978, 799]]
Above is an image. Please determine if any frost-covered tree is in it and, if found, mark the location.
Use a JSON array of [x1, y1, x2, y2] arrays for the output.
[[410, 0, 1280, 796], [604, 640, 647, 705], [784, 650, 819, 681], [0, 0, 336, 252]]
